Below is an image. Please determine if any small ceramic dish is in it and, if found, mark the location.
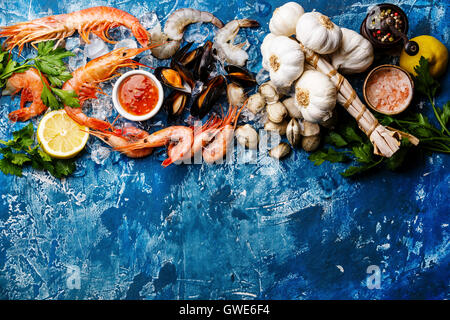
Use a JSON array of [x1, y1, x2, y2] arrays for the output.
[[363, 64, 414, 115], [112, 70, 164, 121]]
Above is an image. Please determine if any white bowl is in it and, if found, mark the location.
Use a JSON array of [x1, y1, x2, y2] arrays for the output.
[[112, 70, 164, 121]]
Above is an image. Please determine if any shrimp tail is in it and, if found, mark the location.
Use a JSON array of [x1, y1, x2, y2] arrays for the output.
[[131, 24, 150, 47], [64, 106, 112, 131], [161, 157, 174, 167]]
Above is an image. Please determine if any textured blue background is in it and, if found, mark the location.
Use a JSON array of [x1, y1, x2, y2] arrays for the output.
[[0, 0, 449, 300]]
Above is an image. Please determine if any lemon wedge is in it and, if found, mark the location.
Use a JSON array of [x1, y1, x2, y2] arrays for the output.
[[37, 110, 89, 159]]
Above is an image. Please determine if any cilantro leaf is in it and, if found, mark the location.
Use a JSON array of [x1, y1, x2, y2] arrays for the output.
[[325, 132, 347, 147], [51, 87, 80, 108], [0, 158, 22, 176]]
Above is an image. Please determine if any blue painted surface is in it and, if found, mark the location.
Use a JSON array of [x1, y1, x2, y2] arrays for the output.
[[0, 0, 449, 300]]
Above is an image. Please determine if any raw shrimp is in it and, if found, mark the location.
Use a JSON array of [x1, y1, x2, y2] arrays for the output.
[[89, 126, 153, 158], [213, 19, 259, 66], [150, 8, 223, 59], [2, 68, 47, 121], [0, 6, 150, 53], [63, 46, 153, 131], [114, 126, 194, 167], [168, 115, 223, 163], [202, 105, 243, 163]]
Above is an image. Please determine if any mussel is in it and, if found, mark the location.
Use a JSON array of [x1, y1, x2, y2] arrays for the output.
[[172, 42, 204, 70], [195, 41, 214, 82], [225, 65, 257, 88], [155, 63, 195, 94], [165, 91, 189, 116], [191, 75, 226, 118]]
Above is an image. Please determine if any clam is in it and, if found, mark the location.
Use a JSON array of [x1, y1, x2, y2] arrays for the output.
[[300, 120, 321, 152], [269, 142, 291, 159], [267, 101, 287, 124], [225, 65, 257, 88], [286, 118, 301, 147], [259, 81, 279, 104], [165, 91, 189, 116], [227, 83, 247, 107], [155, 63, 194, 93], [264, 119, 288, 135], [246, 93, 265, 114], [191, 75, 226, 118], [235, 124, 258, 149], [282, 96, 303, 119]]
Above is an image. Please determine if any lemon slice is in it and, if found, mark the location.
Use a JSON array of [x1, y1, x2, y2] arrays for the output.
[[37, 110, 89, 159]]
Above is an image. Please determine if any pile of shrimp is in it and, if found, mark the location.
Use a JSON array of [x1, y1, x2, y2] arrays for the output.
[[0, 6, 255, 166]]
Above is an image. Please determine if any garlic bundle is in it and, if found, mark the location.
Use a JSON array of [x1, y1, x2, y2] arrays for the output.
[[295, 70, 336, 123], [269, 2, 304, 37], [296, 12, 342, 54], [330, 28, 374, 74], [261, 34, 305, 88]]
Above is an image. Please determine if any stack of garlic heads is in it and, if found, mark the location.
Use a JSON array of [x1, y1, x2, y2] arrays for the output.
[[296, 12, 342, 54], [269, 2, 305, 36], [330, 28, 374, 74], [261, 34, 305, 88], [295, 70, 336, 123]]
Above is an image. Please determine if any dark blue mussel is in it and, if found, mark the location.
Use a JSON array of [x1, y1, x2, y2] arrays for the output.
[[190, 75, 226, 118], [225, 65, 256, 88]]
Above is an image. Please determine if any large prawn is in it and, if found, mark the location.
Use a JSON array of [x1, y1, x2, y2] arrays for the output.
[[213, 19, 259, 66], [202, 105, 243, 163], [62, 46, 155, 131], [151, 8, 224, 59], [89, 126, 153, 159], [0, 6, 150, 53], [1, 68, 48, 121], [114, 126, 194, 167]]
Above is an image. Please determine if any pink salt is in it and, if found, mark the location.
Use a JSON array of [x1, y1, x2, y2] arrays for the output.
[[366, 67, 412, 114]]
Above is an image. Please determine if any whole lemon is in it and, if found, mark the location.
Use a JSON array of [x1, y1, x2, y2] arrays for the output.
[[400, 35, 448, 78]]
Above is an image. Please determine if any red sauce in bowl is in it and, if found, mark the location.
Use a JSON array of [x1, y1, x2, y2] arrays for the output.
[[118, 74, 159, 116]]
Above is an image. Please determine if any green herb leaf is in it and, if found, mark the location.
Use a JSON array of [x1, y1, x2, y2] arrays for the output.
[[51, 87, 80, 108], [325, 132, 348, 147], [414, 56, 440, 98], [0, 158, 22, 176], [308, 148, 348, 166]]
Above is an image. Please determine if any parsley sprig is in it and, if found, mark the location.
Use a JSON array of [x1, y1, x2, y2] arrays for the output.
[[0, 123, 76, 178], [308, 57, 449, 177], [0, 41, 80, 109]]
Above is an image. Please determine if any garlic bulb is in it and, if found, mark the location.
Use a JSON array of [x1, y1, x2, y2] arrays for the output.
[[261, 34, 304, 88], [295, 70, 336, 123], [296, 12, 342, 54], [269, 2, 304, 37], [330, 27, 374, 74]]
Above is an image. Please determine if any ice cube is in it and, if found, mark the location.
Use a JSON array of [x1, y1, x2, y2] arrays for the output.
[[114, 39, 138, 50], [139, 11, 159, 30], [65, 37, 81, 51], [91, 94, 113, 120], [256, 68, 270, 85], [184, 24, 210, 44], [68, 48, 86, 72], [85, 35, 109, 59], [139, 54, 156, 69], [91, 144, 111, 165]]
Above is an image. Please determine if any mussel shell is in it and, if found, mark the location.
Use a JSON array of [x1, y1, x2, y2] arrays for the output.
[[225, 65, 257, 88], [172, 42, 205, 71], [191, 75, 226, 118], [154, 64, 194, 93], [165, 91, 189, 116], [171, 42, 194, 68], [195, 41, 215, 82]]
